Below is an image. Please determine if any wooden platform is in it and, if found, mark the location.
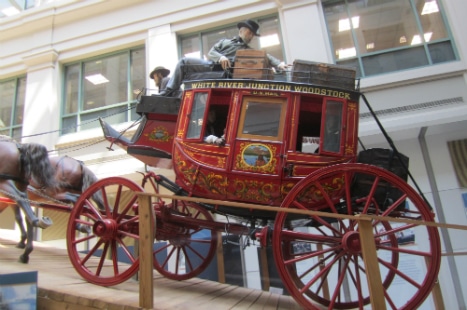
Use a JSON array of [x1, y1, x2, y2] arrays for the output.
[[0, 230, 301, 310]]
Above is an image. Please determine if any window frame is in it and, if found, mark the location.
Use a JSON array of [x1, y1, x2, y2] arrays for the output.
[[237, 95, 286, 142], [60, 46, 145, 134], [178, 15, 286, 63], [0, 76, 26, 139], [322, 0, 458, 78]]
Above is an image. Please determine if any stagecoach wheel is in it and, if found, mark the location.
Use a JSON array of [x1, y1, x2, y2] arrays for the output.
[[273, 163, 441, 310], [67, 177, 144, 286], [153, 201, 217, 281]]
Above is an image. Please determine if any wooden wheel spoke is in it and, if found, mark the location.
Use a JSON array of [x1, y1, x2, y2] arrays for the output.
[[110, 240, 120, 276], [115, 195, 139, 222], [281, 229, 341, 245], [181, 247, 194, 272], [328, 255, 353, 308], [99, 187, 112, 217], [378, 244, 432, 257], [115, 237, 137, 264], [186, 237, 212, 244], [96, 242, 110, 276], [299, 251, 346, 294], [313, 181, 349, 231], [78, 238, 104, 265], [378, 258, 422, 288], [294, 250, 340, 283]]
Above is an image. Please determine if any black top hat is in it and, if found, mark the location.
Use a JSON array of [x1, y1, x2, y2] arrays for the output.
[[149, 66, 170, 78], [237, 19, 260, 36]]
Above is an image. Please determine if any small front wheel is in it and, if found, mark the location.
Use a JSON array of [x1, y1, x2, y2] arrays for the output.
[[67, 177, 144, 286]]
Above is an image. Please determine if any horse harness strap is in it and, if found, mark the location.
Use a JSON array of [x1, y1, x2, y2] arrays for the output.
[[0, 173, 29, 185]]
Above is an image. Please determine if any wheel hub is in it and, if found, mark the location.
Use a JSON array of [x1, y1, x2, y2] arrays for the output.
[[93, 219, 118, 241], [342, 231, 362, 255]]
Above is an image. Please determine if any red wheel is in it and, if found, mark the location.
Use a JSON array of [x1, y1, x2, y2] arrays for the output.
[[67, 177, 144, 286], [273, 163, 441, 310], [153, 200, 217, 280]]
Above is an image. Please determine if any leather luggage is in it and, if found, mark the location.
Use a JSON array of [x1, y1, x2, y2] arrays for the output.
[[233, 50, 272, 79]]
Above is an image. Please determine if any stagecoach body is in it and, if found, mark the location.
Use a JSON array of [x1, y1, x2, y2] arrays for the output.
[[80, 62, 442, 309], [105, 77, 360, 216]]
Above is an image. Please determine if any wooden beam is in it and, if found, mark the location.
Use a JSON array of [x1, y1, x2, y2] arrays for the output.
[[426, 256, 445, 310], [216, 232, 225, 283], [358, 215, 386, 310], [138, 194, 155, 309]]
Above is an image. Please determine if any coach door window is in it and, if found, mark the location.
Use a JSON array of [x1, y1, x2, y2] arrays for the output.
[[237, 96, 286, 141], [322, 99, 343, 153], [186, 92, 209, 139]]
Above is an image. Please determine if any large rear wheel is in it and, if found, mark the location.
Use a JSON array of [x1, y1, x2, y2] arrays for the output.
[[273, 163, 441, 309], [67, 177, 144, 286]]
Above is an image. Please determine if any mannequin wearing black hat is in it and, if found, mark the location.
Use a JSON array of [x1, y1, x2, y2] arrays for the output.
[[149, 66, 171, 94], [159, 19, 290, 97]]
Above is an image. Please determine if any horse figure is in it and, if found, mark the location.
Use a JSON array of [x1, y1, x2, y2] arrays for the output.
[[0, 136, 57, 263], [28, 155, 104, 207], [13, 155, 105, 263]]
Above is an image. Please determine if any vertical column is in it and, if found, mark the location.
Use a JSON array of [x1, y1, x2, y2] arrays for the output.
[[21, 48, 60, 148], [277, 0, 332, 62], [146, 24, 179, 94]]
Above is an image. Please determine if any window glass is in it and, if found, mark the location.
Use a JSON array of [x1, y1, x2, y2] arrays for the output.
[[257, 17, 284, 61], [62, 47, 145, 133], [428, 41, 455, 64], [0, 0, 44, 18], [238, 96, 286, 141], [186, 92, 208, 139], [0, 80, 15, 129], [181, 35, 201, 58], [323, 100, 343, 153], [0, 77, 25, 139], [362, 46, 428, 75], [201, 26, 238, 59], [64, 64, 80, 114], [180, 16, 284, 63], [323, 0, 456, 77], [414, 0, 447, 41], [350, 0, 418, 53], [130, 49, 146, 101], [83, 54, 127, 111], [242, 101, 282, 137], [14, 77, 26, 126]]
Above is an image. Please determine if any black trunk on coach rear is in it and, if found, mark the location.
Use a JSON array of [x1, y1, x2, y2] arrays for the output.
[[352, 148, 410, 211]]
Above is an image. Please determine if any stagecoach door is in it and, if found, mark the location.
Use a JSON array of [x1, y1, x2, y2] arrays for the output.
[[227, 94, 287, 204]]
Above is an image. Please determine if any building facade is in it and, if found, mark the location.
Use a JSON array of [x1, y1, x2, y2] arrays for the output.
[[1, 0, 466, 308]]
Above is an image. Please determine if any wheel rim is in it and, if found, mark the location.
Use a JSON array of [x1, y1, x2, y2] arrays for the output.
[[67, 177, 144, 286], [153, 201, 217, 280], [273, 163, 441, 310]]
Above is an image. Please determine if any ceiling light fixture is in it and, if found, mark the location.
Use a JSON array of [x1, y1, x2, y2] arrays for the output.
[[421, 1, 439, 15], [260, 34, 280, 48], [85, 74, 109, 85], [1, 7, 20, 16]]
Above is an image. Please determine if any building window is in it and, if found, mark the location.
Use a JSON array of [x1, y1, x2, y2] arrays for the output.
[[0, 76, 26, 139], [322, 0, 457, 77], [0, 0, 50, 18], [179, 16, 285, 63], [62, 47, 145, 134]]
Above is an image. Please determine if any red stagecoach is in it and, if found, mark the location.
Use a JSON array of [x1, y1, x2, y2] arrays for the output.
[[62, 59, 440, 309]]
